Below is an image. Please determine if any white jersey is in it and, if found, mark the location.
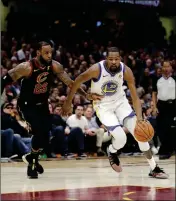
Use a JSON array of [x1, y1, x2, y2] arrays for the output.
[[91, 60, 126, 105]]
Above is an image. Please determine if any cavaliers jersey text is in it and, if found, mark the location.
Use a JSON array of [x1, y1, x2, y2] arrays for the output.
[[91, 60, 125, 104], [19, 59, 54, 105]]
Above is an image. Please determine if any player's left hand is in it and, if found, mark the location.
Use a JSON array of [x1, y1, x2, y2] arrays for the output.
[[86, 93, 104, 101], [137, 119, 149, 123]]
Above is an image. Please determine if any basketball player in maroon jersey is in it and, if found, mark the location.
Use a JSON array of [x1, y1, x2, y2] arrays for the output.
[[1, 41, 102, 179]]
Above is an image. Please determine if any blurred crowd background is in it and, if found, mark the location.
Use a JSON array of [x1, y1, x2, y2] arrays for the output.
[[1, 0, 176, 160]]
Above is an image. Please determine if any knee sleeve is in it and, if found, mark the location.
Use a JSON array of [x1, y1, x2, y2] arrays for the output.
[[110, 126, 127, 150], [124, 116, 150, 151], [123, 116, 137, 136]]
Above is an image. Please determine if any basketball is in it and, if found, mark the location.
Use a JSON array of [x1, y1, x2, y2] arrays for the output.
[[134, 120, 154, 142]]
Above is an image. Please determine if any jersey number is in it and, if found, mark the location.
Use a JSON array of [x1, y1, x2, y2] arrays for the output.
[[34, 82, 48, 94]]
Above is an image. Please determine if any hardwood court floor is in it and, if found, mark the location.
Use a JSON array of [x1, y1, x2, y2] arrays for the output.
[[1, 156, 175, 200]]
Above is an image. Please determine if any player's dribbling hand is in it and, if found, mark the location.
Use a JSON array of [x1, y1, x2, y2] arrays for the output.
[[137, 119, 149, 123]]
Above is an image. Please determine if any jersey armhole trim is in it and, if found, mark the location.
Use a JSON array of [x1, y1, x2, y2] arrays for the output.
[[123, 63, 125, 74], [92, 63, 102, 82]]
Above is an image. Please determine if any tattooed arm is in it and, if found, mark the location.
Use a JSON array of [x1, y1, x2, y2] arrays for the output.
[[1, 62, 32, 93], [52, 61, 89, 98], [8, 62, 32, 81]]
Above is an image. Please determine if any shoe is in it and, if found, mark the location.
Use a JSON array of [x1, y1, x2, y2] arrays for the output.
[[149, 165, 169, 179], [77, 153, 87, 159], [62, 153, 75, 159], [107, 147, 122, 172], [78, 153, 87, 157], [22, 153, 44, 174], [1, 154, 18, 163], [159, 154, 171, 160], [27, 159, 38, 179]]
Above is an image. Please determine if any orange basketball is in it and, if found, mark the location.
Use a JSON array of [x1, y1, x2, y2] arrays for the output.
[[134, 120, 154, 142]]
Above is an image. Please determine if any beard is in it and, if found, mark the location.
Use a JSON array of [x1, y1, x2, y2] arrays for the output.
[[39, 56, 52, 66], [109, 65, 121, 73]]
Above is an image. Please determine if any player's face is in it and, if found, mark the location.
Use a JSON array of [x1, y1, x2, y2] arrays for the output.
[[39, 45, 52, 65], [106, 52, 121, 73]]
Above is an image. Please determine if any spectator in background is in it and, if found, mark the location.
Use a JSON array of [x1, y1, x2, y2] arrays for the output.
[[58, 95, 66, 105], [1, 129, 17, 158], [49, 104, 68, 157], [84, 107, 106, 156], [17, 43, 30, 62], [140, 68, 152, 94], [145, 59, 155, 75], [11, 51, 18, 64], [50, 104, 86, 158], [53, 104, 62, 116], [1, 103, 31, 138], [1, 102, 32, 149], [1, 128, 30, 158], [66, 105, 89, 154], [72, 94, 82, 108]]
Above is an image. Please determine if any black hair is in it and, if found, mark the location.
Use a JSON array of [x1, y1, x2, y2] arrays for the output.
[[37, 41, 51, 50], [106, 47, 120, 57], [75, 104, 84, 109]]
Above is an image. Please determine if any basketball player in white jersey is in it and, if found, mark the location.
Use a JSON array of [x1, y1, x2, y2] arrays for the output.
[[62, 47, 168, 179]]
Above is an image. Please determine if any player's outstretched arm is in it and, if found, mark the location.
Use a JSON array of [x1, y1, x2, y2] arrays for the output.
[[1, 62, 32, 94], [52, 61, 90, 97], [62, 64, 101, 115], [124, 65, 143, 121]]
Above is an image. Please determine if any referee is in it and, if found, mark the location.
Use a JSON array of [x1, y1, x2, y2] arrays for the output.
[[152, 61, 176, 159]]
